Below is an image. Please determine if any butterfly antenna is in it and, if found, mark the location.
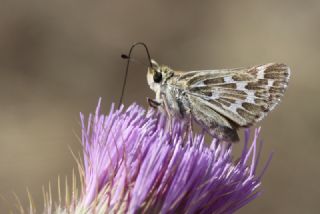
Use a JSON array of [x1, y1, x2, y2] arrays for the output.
[[118, 42, 153, 108], [121, 55, 149, 67]]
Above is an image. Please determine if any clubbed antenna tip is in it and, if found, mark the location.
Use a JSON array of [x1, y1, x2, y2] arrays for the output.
[[121, 54, 129, 59]]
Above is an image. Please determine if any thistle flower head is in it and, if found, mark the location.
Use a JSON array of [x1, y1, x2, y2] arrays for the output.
[[68, 99, 270, 214], [30, 98, 271, 214]]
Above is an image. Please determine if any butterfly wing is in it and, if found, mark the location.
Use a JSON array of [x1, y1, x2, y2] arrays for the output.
[[175, 63, 290, 141]]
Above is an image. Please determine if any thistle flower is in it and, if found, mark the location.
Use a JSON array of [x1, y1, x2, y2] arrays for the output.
[[38, 99, 271, 213]]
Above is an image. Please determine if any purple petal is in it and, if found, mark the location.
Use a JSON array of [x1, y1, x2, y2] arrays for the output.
[[78, 100, 271, 213]]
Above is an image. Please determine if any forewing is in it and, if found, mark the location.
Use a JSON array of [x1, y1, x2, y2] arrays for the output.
[[177, 63, 290, 127]]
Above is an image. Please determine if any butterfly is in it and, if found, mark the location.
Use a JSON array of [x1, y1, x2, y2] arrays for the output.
[[146, 60, 290, 142], [120, 42, 290, 143]]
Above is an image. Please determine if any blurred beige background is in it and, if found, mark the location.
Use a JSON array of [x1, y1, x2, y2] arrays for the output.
[[0, 0, 319, 213]]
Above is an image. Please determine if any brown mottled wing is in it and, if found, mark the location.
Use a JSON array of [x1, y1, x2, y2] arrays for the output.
[[176, 63, 290, 141]]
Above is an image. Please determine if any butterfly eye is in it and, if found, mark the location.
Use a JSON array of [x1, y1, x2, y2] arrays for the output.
[[153, 71, 162, 83]]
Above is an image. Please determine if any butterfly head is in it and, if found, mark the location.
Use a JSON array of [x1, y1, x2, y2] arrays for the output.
[[147, 59, 173, 92]]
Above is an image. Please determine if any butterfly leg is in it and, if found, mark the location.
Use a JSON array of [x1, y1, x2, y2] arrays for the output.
[[148, 96, 172, 133], [147, 97, 161, 108], [188, 113, 194, 135], [161, 94, 173, 133]]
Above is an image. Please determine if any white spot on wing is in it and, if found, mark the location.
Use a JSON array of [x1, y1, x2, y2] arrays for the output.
[[267, 80, 274, 87], [224, 76, 234, 83], [257, 66, 266, 79], [191, 81, 206, 87], [209, 91, 220, 99], [236, 82, 247, 90]]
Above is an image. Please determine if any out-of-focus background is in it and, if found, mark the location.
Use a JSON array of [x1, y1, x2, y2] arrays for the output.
[[0, 0, 318, 213]]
